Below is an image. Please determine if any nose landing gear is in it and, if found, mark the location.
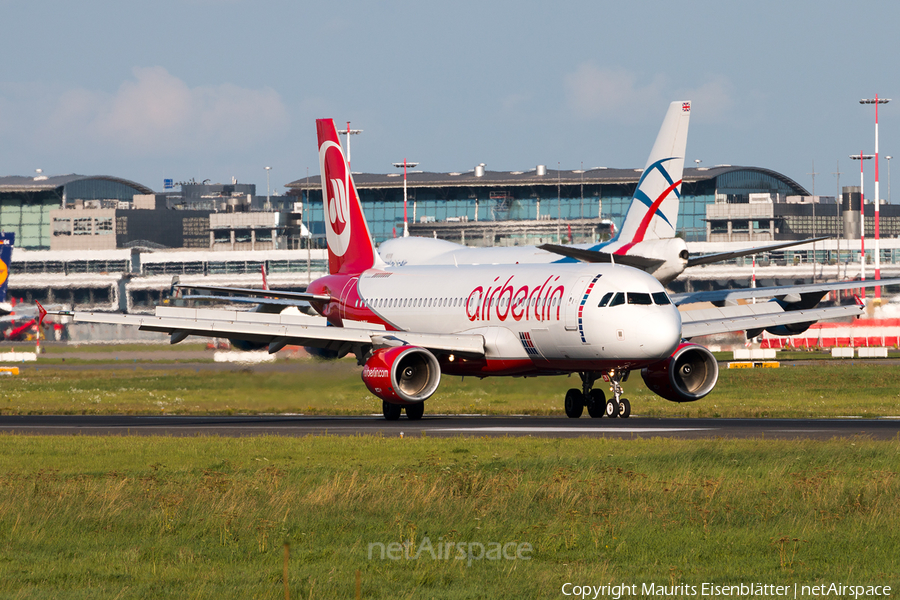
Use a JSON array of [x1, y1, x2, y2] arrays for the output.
[[603, 370, 631, 418], [564, 371, 631, 419]]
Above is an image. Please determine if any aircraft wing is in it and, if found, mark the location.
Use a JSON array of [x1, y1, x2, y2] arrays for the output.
[[536, 244, 665, 272], [173, 284, 331, 303], [680, 302, 863, 338], [670, 278, 900, 306], [685, 236, 830, 268], [55, 306, 486, 357]]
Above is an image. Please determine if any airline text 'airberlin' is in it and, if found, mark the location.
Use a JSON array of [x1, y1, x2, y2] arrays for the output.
[[466, 276, 565, 322]]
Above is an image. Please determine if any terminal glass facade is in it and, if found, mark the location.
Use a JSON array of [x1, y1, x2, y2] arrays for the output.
[[0, 193, 58, 249], [302, 180, 714, 245]]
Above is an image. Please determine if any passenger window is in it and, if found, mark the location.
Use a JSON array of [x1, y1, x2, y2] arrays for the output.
[[652, 292, 671, 305], [597, 292, 613, 307], [627, 292, 653, 305], [608, 292, 625, 307]]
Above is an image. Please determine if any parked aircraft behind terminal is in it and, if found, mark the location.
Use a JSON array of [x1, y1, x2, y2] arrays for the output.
[[379, 101, 825, 285], [45, 119, 899, 421]]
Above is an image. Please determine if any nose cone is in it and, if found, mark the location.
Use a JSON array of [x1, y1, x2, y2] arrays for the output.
[[637, 305, 682, 359]]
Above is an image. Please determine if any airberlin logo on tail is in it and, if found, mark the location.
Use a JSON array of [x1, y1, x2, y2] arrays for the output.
[[319, 140, 353, 257], [328, 177, 350, 235]]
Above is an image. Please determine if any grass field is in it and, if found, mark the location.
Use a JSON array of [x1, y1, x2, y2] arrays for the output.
[[0, 435, 898, 598], [2, 359, 900, 418]]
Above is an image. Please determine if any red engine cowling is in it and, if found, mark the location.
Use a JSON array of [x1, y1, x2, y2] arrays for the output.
[[361, 346, 441, 404], [640, 343, 718, 403]]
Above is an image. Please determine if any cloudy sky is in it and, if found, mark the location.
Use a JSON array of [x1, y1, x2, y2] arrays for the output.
[[1, 0, 898, 198]]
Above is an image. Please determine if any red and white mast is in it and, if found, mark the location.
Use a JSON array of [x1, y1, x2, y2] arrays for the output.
[[861, 95, 890, 300]]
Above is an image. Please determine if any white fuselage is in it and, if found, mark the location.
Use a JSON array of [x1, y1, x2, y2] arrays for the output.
[[350, 262, 681, 373]]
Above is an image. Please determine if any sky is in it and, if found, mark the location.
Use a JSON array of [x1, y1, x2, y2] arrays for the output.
[[1, 0, 899, 199]]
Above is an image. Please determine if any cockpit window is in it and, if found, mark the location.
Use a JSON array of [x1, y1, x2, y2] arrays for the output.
[[626, 292, 653, 305], [652, 292, 671, 305], [608, 292, 625, 307], [597, 292, 614, 308]]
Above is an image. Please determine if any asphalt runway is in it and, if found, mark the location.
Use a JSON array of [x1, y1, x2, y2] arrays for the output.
[[1, 414, 899, 439]]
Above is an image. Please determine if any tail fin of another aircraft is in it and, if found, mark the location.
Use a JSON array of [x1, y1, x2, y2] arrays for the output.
[[316, 119, 383, 275], [0, 233, 14, 304], [614, 101, 691, 247]]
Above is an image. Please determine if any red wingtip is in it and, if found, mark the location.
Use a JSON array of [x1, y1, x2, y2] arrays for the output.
[[36, 301, 47, 325]]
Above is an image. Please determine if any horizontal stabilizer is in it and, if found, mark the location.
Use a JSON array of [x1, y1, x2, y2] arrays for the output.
[[181, 294, 313, 308], [537, 244, 665, 272], [175, 284, 331, 303]]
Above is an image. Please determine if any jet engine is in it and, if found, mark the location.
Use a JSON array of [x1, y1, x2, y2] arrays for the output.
[[361, 346, 441, 404], [748, 321, 814, 338], [640, 343, 718, 403]]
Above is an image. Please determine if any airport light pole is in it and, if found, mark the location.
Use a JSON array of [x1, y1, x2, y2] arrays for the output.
[[887, 156, 893, 204], [850, 153, 874, 284], [338, 123, 363, 171], [861, 96, 890, 299], [265, 166, 272, 211], [393, 160, 418, 237]]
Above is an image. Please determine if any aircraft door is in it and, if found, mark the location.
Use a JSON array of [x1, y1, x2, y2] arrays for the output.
[[339, 277, 359, 321], [564, 275, 601, 332]]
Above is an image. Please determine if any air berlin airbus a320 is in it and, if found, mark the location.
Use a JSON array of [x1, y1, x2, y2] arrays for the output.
[[45, 119, 897, 421]]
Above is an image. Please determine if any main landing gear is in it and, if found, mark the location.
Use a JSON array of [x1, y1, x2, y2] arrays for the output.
[[564, 370, 631, 419], [383, 401, 424, 421]]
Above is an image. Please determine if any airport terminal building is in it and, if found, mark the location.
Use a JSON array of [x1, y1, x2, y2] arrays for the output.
[[287, 165, 813, 245], [5, 164, 900, 313]]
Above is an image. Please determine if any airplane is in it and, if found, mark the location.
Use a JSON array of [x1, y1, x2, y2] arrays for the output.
[[42, 119, 899, 422], [0, 232, 13, 316], [1, 233, 67, 333], [378, 101, 827, 285]]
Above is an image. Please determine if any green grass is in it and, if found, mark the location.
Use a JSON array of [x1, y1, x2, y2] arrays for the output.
[[0, 435, 897, 598], [2, 360, 900, 418]]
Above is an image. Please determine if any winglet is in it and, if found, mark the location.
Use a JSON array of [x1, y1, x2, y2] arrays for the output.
[[36, 301, 47, 327]]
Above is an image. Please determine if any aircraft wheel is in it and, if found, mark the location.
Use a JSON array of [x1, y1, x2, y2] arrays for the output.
[[618, 398, 631, 419], [405, 403, 425, 420], [587, 390, 606, 418], [383, 401, 402, 421], [605, 399, 619, 419], [564, 389, 584, 419]]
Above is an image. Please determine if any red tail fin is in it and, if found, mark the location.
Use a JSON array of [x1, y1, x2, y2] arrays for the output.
[[316, 119, 380, 275]]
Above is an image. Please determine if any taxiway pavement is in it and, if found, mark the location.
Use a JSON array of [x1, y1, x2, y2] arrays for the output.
[[1, 414, 898, 440]]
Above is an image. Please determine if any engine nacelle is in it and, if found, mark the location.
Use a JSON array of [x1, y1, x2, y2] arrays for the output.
[[763, 322, 813, 337], [640, 343, 718, 403], [362, 346, 441, 404], [230, 339, 268, 351]]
